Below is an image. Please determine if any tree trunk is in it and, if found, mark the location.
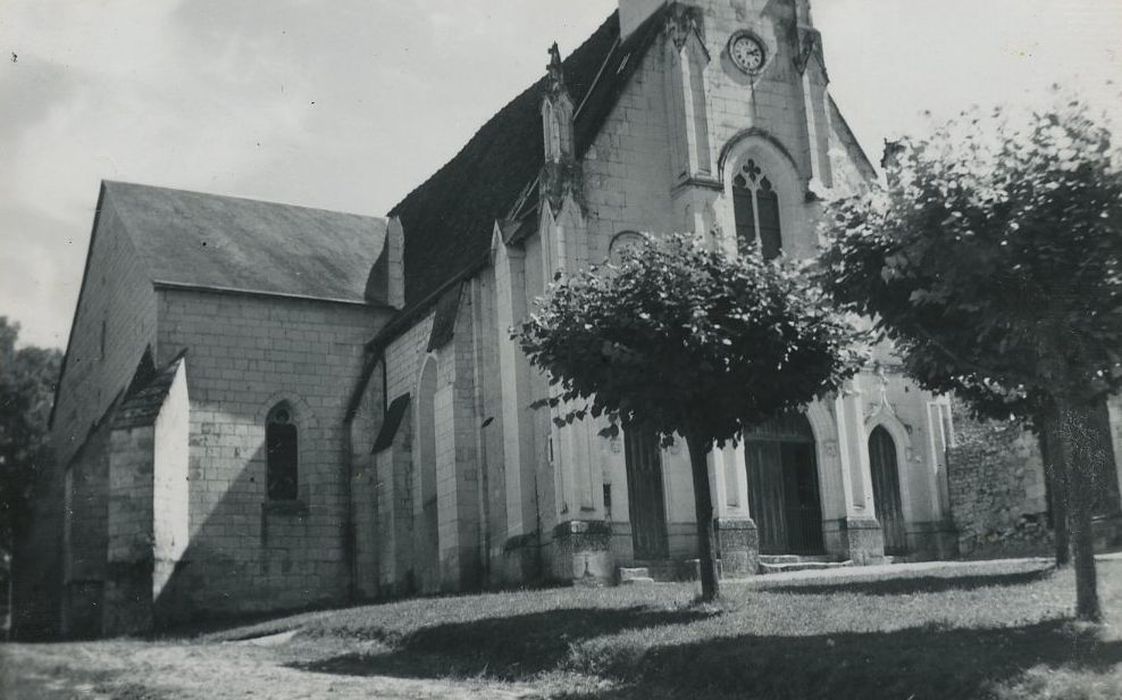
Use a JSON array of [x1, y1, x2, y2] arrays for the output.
[[1040, 409, 1070, 566], [685, 433, 720, 602], [1056, 399, 1102, 623]]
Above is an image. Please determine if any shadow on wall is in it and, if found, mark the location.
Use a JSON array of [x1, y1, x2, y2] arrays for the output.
[[151, 438, 348, 629]]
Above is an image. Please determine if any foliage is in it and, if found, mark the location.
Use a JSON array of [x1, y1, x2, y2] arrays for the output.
[[819, 94, 1122, 621], [820, 97, 1122, 413], [516, 233, 863, 446], [0, 317, 62, 557]]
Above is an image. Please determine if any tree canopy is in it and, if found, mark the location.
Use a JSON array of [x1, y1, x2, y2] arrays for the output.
[[517, 233, 862, 600], [819, 96, 1122, 622], [821, 99, 1122, 410], [0, 317, 62, 559], [517, 233, 863, 447]]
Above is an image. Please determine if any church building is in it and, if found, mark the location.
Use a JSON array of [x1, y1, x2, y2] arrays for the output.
[[23, 0, 978, 638]]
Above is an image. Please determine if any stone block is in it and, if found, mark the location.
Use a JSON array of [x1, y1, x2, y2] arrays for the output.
[[715, 517, 759, 577], [835, 516, 886, 565], [551, 520, 614, 585]]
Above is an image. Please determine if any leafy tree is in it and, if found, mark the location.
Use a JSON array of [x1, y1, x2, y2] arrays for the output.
[[517, 234, 862, 601], [0, 317, 62, 563], [820, 97, 1122, 621]]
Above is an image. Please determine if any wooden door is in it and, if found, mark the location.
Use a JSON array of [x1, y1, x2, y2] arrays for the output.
[[746, 414, 824, 555], [624, 425, 669, 560], [747, 440, 787, 554], [783, 442, 825, 554], [869, 426, 908, 554]]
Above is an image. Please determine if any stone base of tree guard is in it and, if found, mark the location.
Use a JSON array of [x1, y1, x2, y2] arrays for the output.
[[715, 517, 760, 576]]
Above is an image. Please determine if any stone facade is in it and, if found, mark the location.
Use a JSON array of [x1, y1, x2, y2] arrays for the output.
[[21, 0, 1033, 639], [364, 0, 958, 599], [153, 290, 389, 618]]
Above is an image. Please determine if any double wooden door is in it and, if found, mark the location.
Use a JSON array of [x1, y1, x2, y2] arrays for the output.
[[625, 425, 669, 560], [745, 414, 824, 555]]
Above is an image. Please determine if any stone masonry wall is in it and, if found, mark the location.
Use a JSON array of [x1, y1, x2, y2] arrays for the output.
[[53, 198, 158, 470], [62, 420, 111, 638], [379, 315, 433, 593], [36, 198, 157, 638], [947, 409, 1050, 559], [349, 362, 384, 601], [155, 289, 388, 618], [104, 424, 156, 636]]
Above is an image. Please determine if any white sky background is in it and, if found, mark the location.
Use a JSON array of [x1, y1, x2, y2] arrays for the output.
[[0, 0, 1119, 349]]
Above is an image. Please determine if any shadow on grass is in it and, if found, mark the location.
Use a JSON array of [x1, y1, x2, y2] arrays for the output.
[[589, 620, 1122, 700], [760, 569, 1055, 597], [291, 606, 1122, 699], [289, 606, 714, 680]]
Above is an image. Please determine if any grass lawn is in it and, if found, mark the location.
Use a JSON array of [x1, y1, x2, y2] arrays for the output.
[[3, 557, 1122, 699]]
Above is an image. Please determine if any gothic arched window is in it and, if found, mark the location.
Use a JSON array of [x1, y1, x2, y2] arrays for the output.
[[266, 403, 298, 501], [732, 158, 782, 260]]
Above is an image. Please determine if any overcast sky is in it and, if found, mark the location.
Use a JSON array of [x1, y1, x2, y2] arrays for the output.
[[1, 0, 1119, 349]]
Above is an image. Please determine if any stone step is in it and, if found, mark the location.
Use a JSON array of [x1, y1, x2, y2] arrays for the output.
[[620, 576, 656, 585], [759, 560, 853, 575], [618, 560, 696, 583], [618, 566, 652, 583], [630, 560, 681, 581], [759, 554, 801, 565]]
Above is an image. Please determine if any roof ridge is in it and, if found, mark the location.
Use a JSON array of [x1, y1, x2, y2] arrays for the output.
[[102, 180, 386, 222]]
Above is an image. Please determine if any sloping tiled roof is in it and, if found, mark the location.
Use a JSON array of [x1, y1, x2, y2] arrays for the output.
[[103, 181, 388, 304], [112, 349, 186, 430], [387, 8, 668, 314]]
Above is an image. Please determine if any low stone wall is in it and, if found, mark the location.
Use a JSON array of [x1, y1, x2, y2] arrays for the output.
[[947, 411, 1051, 559]]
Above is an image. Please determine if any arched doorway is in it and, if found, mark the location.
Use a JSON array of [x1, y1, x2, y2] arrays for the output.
[[417, 358, 439, 590], [869, 426, 907, 555], [745, 414, 824, 554]]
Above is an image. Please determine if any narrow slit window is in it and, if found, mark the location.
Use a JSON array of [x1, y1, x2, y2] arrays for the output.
[[266, 404, 298, 501]]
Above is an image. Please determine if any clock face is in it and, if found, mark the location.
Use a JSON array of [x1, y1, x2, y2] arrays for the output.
[[730, 34, 766, 74]]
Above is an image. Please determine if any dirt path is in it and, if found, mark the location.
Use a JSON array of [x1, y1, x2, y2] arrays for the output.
[[0, 638, 540, 700]]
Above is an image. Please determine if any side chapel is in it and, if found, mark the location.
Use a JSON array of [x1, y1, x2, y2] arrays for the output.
[[22, 0, 983, 638]]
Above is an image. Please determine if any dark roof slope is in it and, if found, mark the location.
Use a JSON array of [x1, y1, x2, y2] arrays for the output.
[[103, 181, 388, 304], [372, 393, 411, 454], [388, 9, 668, 313], [112, 349, 186, 430]]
